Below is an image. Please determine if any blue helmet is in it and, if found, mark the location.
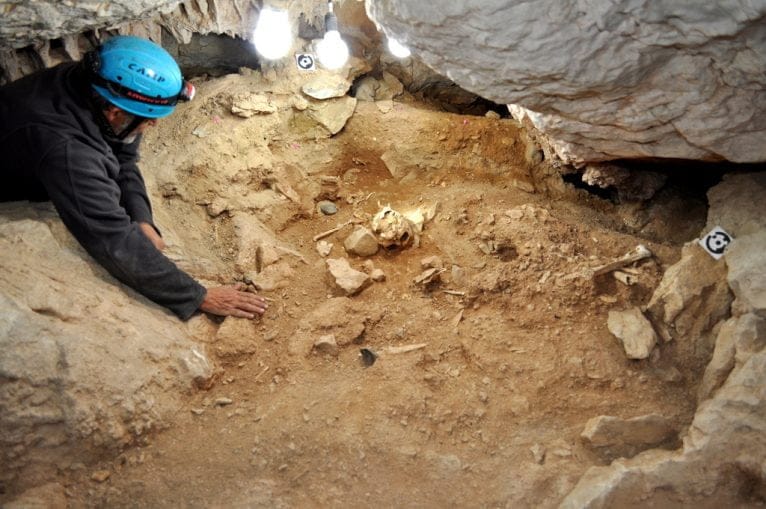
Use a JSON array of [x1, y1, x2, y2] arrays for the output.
[[88, 36, 194, 119]]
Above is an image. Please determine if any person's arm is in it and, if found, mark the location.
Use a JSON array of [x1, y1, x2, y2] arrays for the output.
[[113, 135, 154, 225], [112, 136, 166, 249], [37, 139, 207, 319]]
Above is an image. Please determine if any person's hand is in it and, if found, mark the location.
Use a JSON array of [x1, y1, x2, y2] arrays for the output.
[[199, 283, 269, 319], [139, 222, 166, 251]]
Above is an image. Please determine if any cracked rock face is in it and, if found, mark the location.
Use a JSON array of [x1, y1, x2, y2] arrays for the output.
[[0, 203, 212, 490], [366, 0, 766, 164], [0, 1, 183, 48]]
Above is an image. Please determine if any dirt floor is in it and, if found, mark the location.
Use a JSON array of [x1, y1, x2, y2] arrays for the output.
[[61, 72, 711, 507]]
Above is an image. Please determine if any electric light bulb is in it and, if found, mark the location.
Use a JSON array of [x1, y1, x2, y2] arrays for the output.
[[387, 37, 411, 59], [253, 7, 292, 60], [317, 30, 349, 70]]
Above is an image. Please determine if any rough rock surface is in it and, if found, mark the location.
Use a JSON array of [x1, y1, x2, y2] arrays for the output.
[[560, 173, 766, 507], [580, 414, 677, 461], [0, 1, 182, 48], [607, 308, 657, 360], [367, 0, 766, 164], [288, 297, 383, 356], [344, 226, 380, 257], [326, 258, 371, 296], [646, 243, 732, 347], [0, 203, 212, 490]]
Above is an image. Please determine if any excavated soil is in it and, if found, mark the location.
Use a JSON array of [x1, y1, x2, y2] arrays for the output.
[[62, 73, 710, 507]]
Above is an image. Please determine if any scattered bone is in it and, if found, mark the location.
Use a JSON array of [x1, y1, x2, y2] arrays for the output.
[[313, 219, 355, 242], [214, 398, 233, 407], [371, 206, 416, 249], [274, 245, 308, 265], [613, 270, 637, 286], [316, 240, 333, 257], [443, 290, 466, 297], [451, 309, 464, 328], [592, 245, 652, 277], [383, 343, 427, 354], [414, 268, 445, 286], [313, 334, 339, 356]]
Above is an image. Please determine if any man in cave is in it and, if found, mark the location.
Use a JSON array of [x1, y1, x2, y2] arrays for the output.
[[0, 35, 267, 321]]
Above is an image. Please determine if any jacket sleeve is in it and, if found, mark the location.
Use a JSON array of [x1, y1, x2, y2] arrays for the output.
[[36, 139, 207, 320], [113, 135, 155, 228]]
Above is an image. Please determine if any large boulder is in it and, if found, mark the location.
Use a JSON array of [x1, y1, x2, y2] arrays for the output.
[[366, 0, 766, 164], [0, 204, 212, 490]]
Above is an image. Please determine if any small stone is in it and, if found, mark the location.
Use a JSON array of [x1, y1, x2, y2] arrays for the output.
[[301, 75, 351, 100], [316, 240, 333, 257], [580, 414, 677, 460], [451, 265, 466, 286], [530, 444, 546, 464], [214, 397, 234, 407], [362, 260, 375, 273], [191, 408, 205, 415], [371, 269, 386, 282], [344, 227, 379, 257], [485, 110, 502, 119], [607, 307, 658, 360], [414, 267, 443, 286], [314, 334, 339, 356], [318, 201, 338, 215], [91, 470, 111, 483], [326, 258, 371, 295], [421, 256, 443, 270]]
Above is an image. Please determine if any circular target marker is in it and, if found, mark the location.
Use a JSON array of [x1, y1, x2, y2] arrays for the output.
[[699, 226, 733, 259], [295, 53, 316, 71]]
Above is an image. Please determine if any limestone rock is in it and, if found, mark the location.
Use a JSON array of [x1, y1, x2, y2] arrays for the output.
[[214, 318, 259, 360], [0, 1, 181, 49], [306, 96, 357, 136], [0, 206, 212, 488], [368, 1, 766, 164], [371, 268, 386, 282], [698, 313, 766, 403], [581, 414, 677, 460], [344, 227, 379, 257], [582, 164, 667, 202], [231, 93, 277, 118], [705, 172, 766, 237], [726, 231, 766, 317], [326, 258, 371, 296], [607, 308, 657, 360], [288, 297, 383, 356], [313, 334, 339, 356], [646, 242, 731, 344], [559, 164, 766, 509], [354, 71, 404, 101], [301, 74, 352, 100], [4, 482, 67, 509], [420, 256, 443, 270]]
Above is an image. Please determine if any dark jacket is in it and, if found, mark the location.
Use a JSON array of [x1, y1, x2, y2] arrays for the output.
[[0, 62, 206, 319]]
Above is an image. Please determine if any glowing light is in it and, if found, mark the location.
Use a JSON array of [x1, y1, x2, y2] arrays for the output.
[[253, 7, 292, 60], [387, 37, 411, 59], [316, 1, 349, 70], [317, 30, 349, 70]]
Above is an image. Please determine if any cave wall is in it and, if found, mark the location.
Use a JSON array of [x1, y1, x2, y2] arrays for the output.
[[365, 0, 766, 165]]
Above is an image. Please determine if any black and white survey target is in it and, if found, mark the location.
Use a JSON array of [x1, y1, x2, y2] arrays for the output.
[[295, 53, 316, 71], [699, 226, 733, 260]]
